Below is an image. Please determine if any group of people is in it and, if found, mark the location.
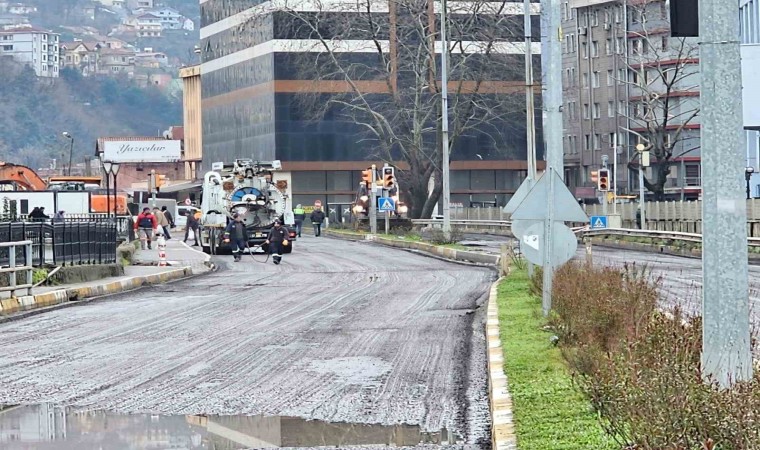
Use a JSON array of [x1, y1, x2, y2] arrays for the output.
[[133, 206, 175, 250], [134, 203, 329, 265]]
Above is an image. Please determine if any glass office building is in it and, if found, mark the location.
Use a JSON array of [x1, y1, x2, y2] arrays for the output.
[[199, 0, 543, 213]]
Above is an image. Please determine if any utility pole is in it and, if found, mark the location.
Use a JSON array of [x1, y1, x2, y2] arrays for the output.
[[525, 0, 537, 277], [601, 155, 609, 217], [440, 0, 451, 240], [699, 0, 752, 387], [540, 0, 563, 316], [370, 164, 378, 235], [524, 0, 537, 181]]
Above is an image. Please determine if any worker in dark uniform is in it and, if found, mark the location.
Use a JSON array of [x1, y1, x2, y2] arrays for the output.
[[223, 213, 248, 262], [264, 219, 290, 265]]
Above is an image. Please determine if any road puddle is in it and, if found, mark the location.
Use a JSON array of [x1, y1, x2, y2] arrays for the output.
[[0, 404, 461, 449]]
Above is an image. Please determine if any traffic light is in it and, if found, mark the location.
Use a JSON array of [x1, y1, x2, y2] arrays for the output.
[[156, 174, 167, 188], [361, 169, 372, 185], [598, 168, 610, 191], [590, 170, 598, 185], [383, 166, 395, 189]]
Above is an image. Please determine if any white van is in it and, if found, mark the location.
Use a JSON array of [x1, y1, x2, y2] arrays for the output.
[[175, 205, 201, 229]]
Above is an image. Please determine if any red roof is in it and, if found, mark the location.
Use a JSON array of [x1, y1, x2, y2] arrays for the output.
[[169, 126, 184, 141]]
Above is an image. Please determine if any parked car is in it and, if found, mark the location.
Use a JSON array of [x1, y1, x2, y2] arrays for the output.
[[175, 205, 201, 229]]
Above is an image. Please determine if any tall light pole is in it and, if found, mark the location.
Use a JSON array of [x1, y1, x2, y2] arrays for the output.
[[745, 167, 754, 200], [440, 0, 451, 240], [700, 0, 752, 387], [111, 163, 121, 218], [62, 132, 74, 176], [101, 158, 112, 218]]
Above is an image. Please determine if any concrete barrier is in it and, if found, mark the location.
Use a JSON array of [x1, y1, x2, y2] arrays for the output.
[[324, 230, 500, 266], [0, 266, 193, 317]]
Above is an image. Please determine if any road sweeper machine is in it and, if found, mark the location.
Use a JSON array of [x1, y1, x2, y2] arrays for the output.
[[199, 159, 295, 254]]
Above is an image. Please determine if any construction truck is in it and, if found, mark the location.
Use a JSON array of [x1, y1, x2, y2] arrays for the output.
[[199, 159, 296, 255]]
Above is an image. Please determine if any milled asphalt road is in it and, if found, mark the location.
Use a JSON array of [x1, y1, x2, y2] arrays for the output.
[[0, 235, 495, 448], [460, 232, 760, 319]]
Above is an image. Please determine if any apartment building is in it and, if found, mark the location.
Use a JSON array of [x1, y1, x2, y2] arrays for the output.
[[562, 0, 701, 201], [0, 25, 59, 77]]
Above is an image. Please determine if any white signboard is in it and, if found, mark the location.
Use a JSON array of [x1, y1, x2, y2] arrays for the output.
[[103, 140, 181, 163]]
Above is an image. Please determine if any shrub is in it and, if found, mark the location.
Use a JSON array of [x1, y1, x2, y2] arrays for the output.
[[550, 262, 760, 450], [428, 227, 463, 245]]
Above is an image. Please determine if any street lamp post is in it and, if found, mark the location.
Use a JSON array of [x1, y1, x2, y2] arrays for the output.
[[745, 167, 754, 200], [111, 163, 121, 218], [62, 132, 74, 176], [101, 159, 112, 218], [636, 143, 648, 230]]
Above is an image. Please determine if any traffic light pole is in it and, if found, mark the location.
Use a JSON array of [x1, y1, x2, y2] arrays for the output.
[[370, 164, 378, 235]]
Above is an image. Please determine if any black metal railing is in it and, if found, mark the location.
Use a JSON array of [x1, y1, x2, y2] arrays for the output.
[[0, 221, 118, 267], [10, 214, 134, 242]]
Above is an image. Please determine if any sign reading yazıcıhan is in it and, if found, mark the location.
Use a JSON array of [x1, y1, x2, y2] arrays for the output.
[[103, 140, 182, 163]]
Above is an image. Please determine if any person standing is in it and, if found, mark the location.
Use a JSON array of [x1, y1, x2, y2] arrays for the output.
[[161, 206, 175, 229], [184, 210, 200, 246], [264, 219, 290, 264], [293, 204, 305, 237], [310, 207, 325, 237], [153, 207, 172, 240], [223, 213, 248, 262], [53, 211, 65, 223], [135, 207, 157, 250]]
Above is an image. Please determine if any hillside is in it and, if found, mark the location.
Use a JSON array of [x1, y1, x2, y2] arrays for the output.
[[0, 59, 182, 169]]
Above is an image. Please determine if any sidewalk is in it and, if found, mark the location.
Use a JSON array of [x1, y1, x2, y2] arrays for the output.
[[0, 239, 213, 320], [132, 237, 212, 274]]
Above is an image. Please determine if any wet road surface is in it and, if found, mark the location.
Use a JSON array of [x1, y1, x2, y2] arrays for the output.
[[0, 236, 495, 449]]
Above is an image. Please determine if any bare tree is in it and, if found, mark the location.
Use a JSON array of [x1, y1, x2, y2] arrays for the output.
[[242, 0, 530, 218], [622, 0, 700, 200]]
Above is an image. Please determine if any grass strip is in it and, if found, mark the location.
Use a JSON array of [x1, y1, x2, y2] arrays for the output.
[[497, 268, 616, 450]]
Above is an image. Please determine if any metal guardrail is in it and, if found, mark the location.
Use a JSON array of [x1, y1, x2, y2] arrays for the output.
[[0, 240, 33, 296], [413, 219, 760, 246]]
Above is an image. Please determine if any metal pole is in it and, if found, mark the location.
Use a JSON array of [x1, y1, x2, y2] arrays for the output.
[[540, 0, 563, 317], [639, 162, 645, 229], [113, 172, 118, 218], [440, 0, 451, 240], [150, 169, 157, 208], [681, 158, 686, 201], [385, 211, 390, 234], [525, 0, 537, 277], [700, 0, 752, 387], [370, 164, 378, 234], [105, 172, 111, 219], [68, 138, 74, 176], [613, 133, 618, 215], [525, 0, 536, 180]]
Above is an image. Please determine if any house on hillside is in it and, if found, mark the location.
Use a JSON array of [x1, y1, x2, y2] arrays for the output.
[[127, 0, 153, 9], [0, 25, 59, 77], [135, 48, 167, 68], [98, 47, 134, 76], [0, 13, 29, 26], [146, 7, 183, 30], [60, 41, 101, 76], [125, 13, 161, 37], [7, 3, 36, 15], [95, 0, 125, 7], [182, 18, 194, 31]]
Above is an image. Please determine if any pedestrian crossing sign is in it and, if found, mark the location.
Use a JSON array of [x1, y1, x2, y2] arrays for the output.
[[378, 197, 396, 212], [590, 216, 608, 229]]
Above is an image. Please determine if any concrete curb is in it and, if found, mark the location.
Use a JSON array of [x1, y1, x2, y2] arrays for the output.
[[324, 230, 500, 266], [0, 267, 193, 317], [487, 278, 517, 450]]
